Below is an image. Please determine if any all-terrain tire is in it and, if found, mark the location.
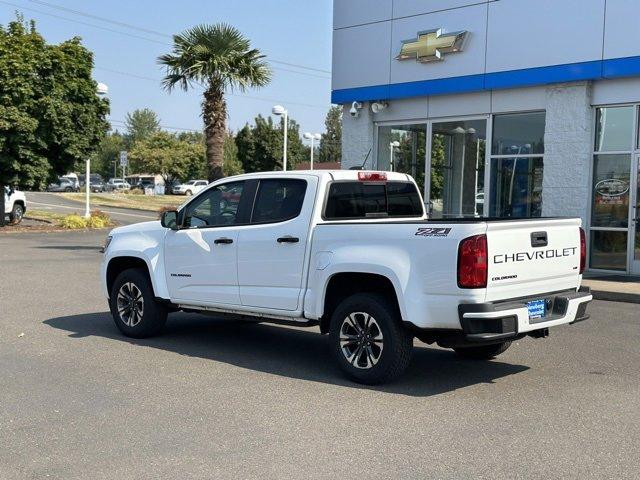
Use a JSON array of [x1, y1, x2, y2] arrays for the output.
[[453, 341, 512, 360], [329, 293, 413, 385], [109, 268, 167, 338]]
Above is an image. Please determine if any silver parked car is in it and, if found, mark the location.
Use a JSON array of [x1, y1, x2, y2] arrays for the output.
[[47, 177, 79, 192]]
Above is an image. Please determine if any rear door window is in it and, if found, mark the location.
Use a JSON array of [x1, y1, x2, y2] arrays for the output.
[[324, 181, 423, 219], [251, 179, 307, 223]]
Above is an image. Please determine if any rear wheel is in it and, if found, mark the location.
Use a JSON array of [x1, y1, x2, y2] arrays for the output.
[[9, 204, 24, 225], [109, 268, 167, 338], [453, 342, 512, 360], [329, 293, 413, 385]]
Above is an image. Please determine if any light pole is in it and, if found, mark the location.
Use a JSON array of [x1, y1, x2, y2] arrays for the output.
[[85, 82, 109, 218], [389, 141, 400, 172], [272, 105, 288, 171], [304, 132, 321, 170]]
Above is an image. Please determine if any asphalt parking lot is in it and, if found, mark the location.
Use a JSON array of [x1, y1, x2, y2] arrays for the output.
[[1, 229, 638, 479]]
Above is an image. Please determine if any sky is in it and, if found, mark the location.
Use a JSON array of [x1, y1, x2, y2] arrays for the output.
[[0, 0, 334, 137]]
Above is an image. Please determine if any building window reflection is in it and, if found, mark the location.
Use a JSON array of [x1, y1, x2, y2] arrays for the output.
[[489, 112, 545, 218]]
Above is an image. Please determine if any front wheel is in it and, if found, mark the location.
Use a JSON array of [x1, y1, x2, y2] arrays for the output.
[[453, 342, 512, 360], [109, 268, 167, 338], [9, 204, 24, 225], [329, 293, 413, 385], [185, 190, 193, 196]]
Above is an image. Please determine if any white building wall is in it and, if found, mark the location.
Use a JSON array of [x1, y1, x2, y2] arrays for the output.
[[541, 82, 593, 229], [341, 103, 375, 170]]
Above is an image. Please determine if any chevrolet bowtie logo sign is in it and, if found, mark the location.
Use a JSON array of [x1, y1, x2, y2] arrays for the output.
[[396, 28, 468, 63]]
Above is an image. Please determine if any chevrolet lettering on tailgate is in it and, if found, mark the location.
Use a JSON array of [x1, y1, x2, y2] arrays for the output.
[[494, 247, 578, 264]]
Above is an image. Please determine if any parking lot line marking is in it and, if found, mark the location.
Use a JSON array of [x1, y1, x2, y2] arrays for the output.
[[28, 201, 156, 219]]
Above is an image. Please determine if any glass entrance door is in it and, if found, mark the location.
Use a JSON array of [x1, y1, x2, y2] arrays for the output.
[[428, 119, 487, 219], [632, 155, 640, 274]]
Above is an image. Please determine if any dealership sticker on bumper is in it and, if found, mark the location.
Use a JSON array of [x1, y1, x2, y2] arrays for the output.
[[527, 299, 546, 319]]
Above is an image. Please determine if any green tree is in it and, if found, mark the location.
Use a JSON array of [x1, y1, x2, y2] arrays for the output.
[[93, 131, 125, 179], [318, 105, 342, 164], [223, 131, 243, 177], [0, 15, 108, 225], [128, 131, 206, 185], [158, 23, 271, 181], [235, 124, 256, 173], [234, 114, 306, 173], [124, 108, 160, 147], [283, 117, 307, 169]]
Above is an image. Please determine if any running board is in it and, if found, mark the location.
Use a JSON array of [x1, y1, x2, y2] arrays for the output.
[[177, 304, 318, 328]]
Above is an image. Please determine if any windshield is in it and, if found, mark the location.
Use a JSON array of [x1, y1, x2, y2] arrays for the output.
[[185, 180, 196, 185]]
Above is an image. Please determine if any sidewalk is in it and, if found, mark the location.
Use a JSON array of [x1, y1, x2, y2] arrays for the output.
[[582, 274, 640, 304]]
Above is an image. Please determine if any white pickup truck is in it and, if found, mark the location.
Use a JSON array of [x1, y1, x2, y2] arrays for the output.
[[3, 186, 26, 225], [101, 170, 592, 384]]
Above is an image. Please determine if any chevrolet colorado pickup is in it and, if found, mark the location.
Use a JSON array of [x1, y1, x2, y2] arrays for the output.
[[101, 170, 592, 384]]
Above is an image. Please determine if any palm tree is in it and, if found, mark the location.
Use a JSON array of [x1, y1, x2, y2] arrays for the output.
[[158, 24, 271, 180]]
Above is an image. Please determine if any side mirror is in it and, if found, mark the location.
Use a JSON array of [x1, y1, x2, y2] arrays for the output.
[[161, 210, 179, 230]]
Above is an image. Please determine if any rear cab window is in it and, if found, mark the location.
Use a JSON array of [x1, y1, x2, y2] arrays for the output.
[[324, 181, 424, 220]]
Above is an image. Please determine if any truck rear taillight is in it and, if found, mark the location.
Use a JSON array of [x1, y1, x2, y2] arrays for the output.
[[358, 171, 387, 182], [579, 227, 586, 274], [457, 234, 488, 289]]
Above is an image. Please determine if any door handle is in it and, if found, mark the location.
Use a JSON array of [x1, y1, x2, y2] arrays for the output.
[[214, 237, 233, 245], [277, 236, 299, 244]]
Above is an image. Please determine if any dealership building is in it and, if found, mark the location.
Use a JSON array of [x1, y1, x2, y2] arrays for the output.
[[332, 0, 640, 275]]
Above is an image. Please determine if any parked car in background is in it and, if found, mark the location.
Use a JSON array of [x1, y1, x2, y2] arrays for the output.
[[3, 186, 26, 225], [130, 180, 155, 192], [62, 174, 80, 191], [47, 177, 79, 192], [79, 174, 105, 192], [107, 179, 131, 191], [172, 179, 208, 196], [90, 179, 106, 193]]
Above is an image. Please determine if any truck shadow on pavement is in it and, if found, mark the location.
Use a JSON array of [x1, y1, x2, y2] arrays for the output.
[[44, 311, 529, 397]]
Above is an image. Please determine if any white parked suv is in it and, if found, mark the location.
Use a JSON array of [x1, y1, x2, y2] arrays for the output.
[[101, 170, 592, 384], [4, 186, 26, 225], [107, 179, 131, 191], [172, 179, 209, 196]]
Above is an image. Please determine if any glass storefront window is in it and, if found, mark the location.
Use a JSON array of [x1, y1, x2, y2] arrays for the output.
[[430, 120, 486, 218], [489, 157, 543, 218], [492, 112, 545, 155], [591, 154, 631, 228], [377, 124, 427, 194], [590, 230, 628, 271], [594, 106, 634, 152]]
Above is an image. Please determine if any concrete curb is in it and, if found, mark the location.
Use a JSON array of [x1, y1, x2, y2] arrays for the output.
[[590, 289, 640, 304]]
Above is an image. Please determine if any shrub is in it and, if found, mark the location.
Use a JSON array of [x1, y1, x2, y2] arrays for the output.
[[58, 210, 113, 229], [59, 214, 88, 229]]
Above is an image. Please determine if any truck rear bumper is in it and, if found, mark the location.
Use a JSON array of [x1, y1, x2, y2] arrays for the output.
[[457, 286, 592, 343]]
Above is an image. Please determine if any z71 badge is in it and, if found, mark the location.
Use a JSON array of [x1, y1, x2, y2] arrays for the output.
[[415, 227, 451, 237]]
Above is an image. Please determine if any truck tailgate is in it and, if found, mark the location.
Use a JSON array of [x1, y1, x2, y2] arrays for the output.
[[485, 218, 582, 302]]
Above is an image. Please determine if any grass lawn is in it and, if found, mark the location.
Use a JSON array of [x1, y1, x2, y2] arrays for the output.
[[25, 209, 67, 223], [61, 192, 186, 212]]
